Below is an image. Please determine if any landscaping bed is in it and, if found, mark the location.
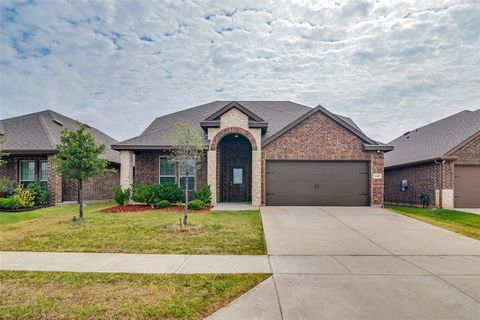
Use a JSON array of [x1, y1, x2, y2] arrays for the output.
[[0, 204, 52, 213], [0, 270, 270, 320], [0, 202, 266, 255], [101, 204, 212, 213]]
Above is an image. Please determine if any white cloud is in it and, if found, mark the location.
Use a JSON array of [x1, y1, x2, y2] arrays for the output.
[[1, 0, 479, 142]]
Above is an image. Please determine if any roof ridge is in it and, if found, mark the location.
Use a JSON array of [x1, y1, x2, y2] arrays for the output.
[[37, 112, 58, 150], [245, 101, 311, 117], [389, 110, 475, 143]]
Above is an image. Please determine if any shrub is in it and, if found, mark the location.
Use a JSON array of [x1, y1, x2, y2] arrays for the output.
[[158, 183, 183, 203], [12, 186, 35, 208], [0, 177, 15, 197], [154, 200, 171, 208], [192, 184, 212, 205], [187, 199, 204, 210], [26, 182, 48, 205], [132, 183, 183, 205], [113, 186, 131, 205], [131, 184, 152, 204], [0, 197, 22, 209]]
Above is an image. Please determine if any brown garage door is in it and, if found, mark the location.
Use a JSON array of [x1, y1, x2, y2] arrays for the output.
[[266, 161, 370, 206], [454, 166, 480, 208]]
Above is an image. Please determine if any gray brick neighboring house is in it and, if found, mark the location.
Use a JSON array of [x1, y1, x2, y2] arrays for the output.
[[0, 110, 120, 204], [385, 109, 480, 208], [112, 101, 393, 207]]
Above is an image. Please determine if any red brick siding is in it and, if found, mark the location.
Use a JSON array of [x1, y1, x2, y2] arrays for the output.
[[451, 134, 480, 165], [384, 133, 479, 207], [133, 151, 207, 188], [262, 111, 385, 206], [62, 164, 120, 202]]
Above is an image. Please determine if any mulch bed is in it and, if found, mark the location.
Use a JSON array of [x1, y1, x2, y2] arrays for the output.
[[101, 204, 212, 213]]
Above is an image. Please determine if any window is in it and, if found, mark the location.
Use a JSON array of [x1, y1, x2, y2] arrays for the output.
[[40, 161, 48, 188], [20, 161, 36, 186], [159, 157, 175, 184], [180, 159, 195, 191]]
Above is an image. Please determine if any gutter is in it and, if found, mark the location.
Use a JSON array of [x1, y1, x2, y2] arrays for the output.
[[384, 156, 458, 170]]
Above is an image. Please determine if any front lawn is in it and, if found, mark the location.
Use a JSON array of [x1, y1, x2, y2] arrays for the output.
[[0, 203, 266, 254], [0, 271, 269, 320], [386, 206, 480, 240]]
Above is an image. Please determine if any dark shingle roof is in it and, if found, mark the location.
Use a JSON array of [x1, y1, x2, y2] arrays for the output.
[[113, 101, 371, 148], [1, 110, 120, 163], [385, 109, 480, 168]]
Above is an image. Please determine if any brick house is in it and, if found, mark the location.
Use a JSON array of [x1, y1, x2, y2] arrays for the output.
[[385, 109, 480, 208], [112, 101, 393, 206], [0, 110, 120, 203]]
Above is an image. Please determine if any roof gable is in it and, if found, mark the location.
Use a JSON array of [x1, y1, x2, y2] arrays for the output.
[[262, 104, 379, 147], [204, 101, 265, 122]]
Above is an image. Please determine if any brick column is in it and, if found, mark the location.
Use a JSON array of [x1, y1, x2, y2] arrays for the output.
[[370, 152, 385, 206], [251, 150, 261, 206], [207, 150, 217, 205], [47, 157, 62, 204], [120, 150, 134, 189]]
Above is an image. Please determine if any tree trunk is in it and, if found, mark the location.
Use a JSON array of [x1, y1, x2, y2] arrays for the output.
[[79, 179, 84, 218], [184, 170, 188, 226]]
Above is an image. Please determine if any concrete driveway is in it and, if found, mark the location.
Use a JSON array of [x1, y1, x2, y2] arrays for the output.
[[208, 206, 480, 320]]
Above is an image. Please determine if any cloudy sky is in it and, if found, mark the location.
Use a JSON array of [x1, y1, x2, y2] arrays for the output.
[[1, 0, 479, 143]]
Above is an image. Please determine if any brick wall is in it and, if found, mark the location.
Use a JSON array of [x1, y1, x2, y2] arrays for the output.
[[262, 111, 385, 206], [62, 164, 120, 202], [451, 134, 480, 165], [384, 134, 479, 207], [134, 150, 207, 188], [385, 163, 437, 206]]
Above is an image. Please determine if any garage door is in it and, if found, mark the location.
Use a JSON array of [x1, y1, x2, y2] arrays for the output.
[[454, 166, 480, 208], [266, 161, 369, 206]]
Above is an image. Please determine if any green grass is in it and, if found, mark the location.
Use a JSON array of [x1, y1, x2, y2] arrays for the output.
[[386, 206, 480, 240], [0, 203, 266, 254], [0, 271, 270, 320]]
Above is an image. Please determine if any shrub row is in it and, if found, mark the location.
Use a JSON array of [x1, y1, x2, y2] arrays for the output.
[[112, 183, 212, 210], [0, 183, 48, 210]]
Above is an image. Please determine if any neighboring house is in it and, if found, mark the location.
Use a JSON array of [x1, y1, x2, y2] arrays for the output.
[[112, 101, 393, 206], [0, 110, 120, 203], [385, 109, 480, 208]]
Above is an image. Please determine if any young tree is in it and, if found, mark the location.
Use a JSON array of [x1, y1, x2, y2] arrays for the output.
[[53, 124, 112, 218], [167, 121, 206, 225]]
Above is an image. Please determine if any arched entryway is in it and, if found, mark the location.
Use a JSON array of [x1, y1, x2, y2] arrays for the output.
[[217, 134, 252, 202]]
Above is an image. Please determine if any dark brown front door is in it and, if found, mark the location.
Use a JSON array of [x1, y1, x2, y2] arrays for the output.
[[454, 166, 480, 208], [266, 161, 370, 206], [227, 165, 247, 202]]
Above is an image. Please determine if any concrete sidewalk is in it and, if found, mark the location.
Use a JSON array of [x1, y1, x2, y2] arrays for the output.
[[0, 251, 271, 274]]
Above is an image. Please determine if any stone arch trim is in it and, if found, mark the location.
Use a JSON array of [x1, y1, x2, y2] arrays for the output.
[[209, 127, 258, 151]]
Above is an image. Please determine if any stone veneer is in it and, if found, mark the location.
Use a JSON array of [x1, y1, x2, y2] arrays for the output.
[[207, 108, 262, 206], [262, 111, 386, 206]]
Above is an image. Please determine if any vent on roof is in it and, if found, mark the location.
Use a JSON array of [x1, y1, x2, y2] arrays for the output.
[[403, 131, 411, 136], [52, 119, 64, 126]]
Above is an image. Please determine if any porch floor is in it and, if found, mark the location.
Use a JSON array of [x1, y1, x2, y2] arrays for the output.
[[212, 202, 259, 211]]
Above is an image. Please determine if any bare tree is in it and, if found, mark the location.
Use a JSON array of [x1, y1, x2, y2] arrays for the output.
[[167, 121, 206, 225]]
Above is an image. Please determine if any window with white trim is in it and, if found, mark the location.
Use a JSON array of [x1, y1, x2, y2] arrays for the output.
[[39, 161, 48, 189], [180, 159, 195, 191], [20, 160, 36, 186], [159, 157, 176, 184]]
